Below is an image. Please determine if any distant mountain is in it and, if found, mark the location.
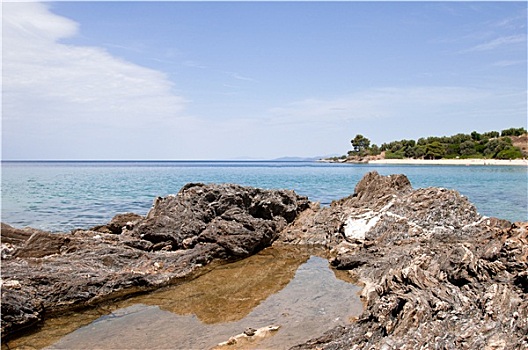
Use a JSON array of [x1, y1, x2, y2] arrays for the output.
[[273, 154, 340, 162]]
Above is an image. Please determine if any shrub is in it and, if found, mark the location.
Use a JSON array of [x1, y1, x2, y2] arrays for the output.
[[496, 147, 523, 159], [501, 127, 527, 137], [385, 151, 404, 159]]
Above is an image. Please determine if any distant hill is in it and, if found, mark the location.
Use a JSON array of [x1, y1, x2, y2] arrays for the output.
[[273, 154, 341, 162]]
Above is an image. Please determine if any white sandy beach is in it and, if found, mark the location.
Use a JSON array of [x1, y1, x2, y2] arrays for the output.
[[368, 158, 528, 166]]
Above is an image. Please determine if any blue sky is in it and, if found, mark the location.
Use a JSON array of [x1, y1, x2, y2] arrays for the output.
[[2, 1, 527, 160]]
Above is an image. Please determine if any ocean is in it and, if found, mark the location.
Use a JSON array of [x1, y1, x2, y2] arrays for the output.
[[1, 161, 527, 232]]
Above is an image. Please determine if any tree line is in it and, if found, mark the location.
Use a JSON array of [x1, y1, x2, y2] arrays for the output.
[[346, 127, 526, 160]]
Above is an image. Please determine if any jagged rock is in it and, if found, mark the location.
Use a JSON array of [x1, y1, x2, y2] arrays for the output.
[[132, 183, 309, 257], [287, 172, 528, 350], [330, 255, 367, 270], [0, 184, 309, 339], [277, 171, 483, 246]]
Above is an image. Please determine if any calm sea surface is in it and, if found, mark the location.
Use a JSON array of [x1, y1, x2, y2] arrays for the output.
[[1, 161, 527, 232]]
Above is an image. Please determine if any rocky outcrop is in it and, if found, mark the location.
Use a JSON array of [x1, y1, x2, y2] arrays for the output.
[[89, 212, 143, 235], [285, 172, 527, 350], [293, 222, 528, 350], [132, 183, 308, 258], [278, 171, 482, 247], [0, 183, 309, 339]]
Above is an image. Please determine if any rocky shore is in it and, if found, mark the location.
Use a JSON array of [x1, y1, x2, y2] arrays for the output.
[[2, 172, 527, 349]]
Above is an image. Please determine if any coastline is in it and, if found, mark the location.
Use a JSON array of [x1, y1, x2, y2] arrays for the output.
[[367, 158, 528, 166]]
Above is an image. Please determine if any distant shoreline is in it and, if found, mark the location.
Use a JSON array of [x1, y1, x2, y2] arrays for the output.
[[367, 158, 528, 166]]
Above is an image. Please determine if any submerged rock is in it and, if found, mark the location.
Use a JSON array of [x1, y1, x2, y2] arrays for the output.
[[215, 325, 281, 349]]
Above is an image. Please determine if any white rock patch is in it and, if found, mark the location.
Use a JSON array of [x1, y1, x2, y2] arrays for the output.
[[343, 211, 381, 240]]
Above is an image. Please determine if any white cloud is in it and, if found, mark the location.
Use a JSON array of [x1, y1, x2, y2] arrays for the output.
[[267, 86, 492, 125], [261, 86, 526, 154], [231, 73, 258, 82], [492, 60, 527, 67], [2, 2, 187, 158], [464, 34, 526, 52]]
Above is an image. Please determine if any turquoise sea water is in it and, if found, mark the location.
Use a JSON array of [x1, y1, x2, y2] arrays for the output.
[[1, 161, 527, 232]]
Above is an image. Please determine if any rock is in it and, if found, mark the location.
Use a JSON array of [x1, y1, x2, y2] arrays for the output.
[[132, 183, 309, 257], [287, 172, 528, 350], [277, 171, 483, 246], [244, 327, 257, 336], [90, 212, 143, 234], [1, 183, 309, 339], [330, 255, 367, 270], [215, 325, 280, 349]]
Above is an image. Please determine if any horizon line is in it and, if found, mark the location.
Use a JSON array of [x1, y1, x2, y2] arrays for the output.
[[0, 158, 322, 162]]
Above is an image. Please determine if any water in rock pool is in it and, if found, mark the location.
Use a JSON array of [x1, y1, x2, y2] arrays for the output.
[[6, 247, 363, 350]]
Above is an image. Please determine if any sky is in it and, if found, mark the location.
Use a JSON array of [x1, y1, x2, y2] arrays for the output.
[[2, 1, 527, 160]]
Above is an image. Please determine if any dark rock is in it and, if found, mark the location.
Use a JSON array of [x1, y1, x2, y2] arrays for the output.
[[14, 231, 70, 259], [1, 183, 309, 339], [244, 327, 257, 336], [132, 183, 309, 255], [330, 256, 367, 270]]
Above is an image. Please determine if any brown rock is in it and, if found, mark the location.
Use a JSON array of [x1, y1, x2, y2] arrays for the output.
[[90, 212, 143, 234]]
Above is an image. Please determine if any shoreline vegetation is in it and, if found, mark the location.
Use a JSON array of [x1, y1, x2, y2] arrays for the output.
[[323, 127, 528, 166], [321, 157, 528, 166]]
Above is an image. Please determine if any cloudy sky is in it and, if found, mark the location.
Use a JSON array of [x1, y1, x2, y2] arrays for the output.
[[2, 1, 527, 160]]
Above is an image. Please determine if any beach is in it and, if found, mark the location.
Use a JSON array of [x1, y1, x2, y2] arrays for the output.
[[368, 158, 528, 166]]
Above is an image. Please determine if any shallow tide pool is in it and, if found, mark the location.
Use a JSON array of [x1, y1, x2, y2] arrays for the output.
[[6, 247, 363, 350]]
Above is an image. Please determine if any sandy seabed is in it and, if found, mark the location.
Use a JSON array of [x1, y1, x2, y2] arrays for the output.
[[368, 158, 528, 166]]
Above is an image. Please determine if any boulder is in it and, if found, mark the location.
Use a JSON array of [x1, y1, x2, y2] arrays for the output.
[[132, 183, 309, 257], [90, 212, 143, 234]]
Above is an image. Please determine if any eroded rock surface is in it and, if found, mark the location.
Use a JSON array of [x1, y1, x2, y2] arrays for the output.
[[0, 183, 309, 338], [284, 172, 527, 350]]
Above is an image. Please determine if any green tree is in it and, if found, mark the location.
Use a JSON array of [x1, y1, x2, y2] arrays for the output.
[[471, 131, 481, 141], [483, 131, 500, 139], [369, 144, 381, 156], [446, 143, 461, 158], [460, 140, 476, 156], [484, 139, 510, 158], [425, 142, 445, 159], [496, 147, 523, 159], [351, 134, 371, 154], [414, 145, 426, 158], [501, 127, 527, 137]]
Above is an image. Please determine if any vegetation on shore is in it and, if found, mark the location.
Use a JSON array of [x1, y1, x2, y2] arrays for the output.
[[329, 127, 527, 162]]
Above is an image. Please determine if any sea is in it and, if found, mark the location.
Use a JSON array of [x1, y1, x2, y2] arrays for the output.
[[1, 161, 527, 232]]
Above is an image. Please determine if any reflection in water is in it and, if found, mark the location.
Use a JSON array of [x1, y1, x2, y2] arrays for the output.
[[127, 246, 313, 324], [6, 247, 362, 350]]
